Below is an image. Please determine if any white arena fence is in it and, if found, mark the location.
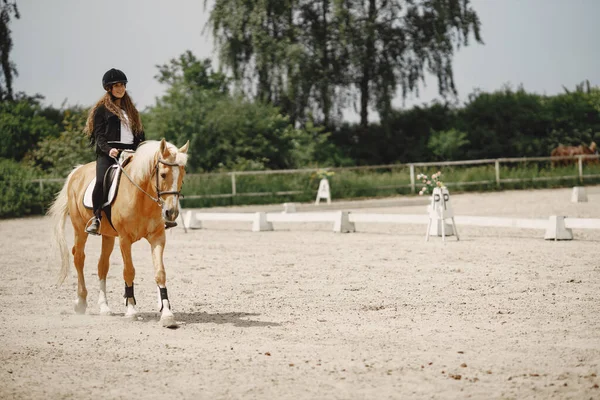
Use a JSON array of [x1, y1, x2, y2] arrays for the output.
[[180, 154, 600, 201], [32, 154, 600, 210], [181, 210, 600, 241]]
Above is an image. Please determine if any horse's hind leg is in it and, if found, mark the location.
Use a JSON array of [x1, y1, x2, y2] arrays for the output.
[[72, 232, 89, 314], [97, 236, 115, 315]]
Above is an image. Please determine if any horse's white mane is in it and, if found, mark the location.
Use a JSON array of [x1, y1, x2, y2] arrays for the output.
[[128, 140, 188, 182]]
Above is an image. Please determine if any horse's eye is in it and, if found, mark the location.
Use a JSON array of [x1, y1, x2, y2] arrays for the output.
[[160, 173, 167, 179]]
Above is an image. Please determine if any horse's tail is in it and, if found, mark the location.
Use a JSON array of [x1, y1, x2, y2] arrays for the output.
[[48, 167, 79, 285]]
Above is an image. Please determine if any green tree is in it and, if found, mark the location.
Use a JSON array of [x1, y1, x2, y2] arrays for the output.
[[0, 158, 39, 218], [336, 0, 482, 127], [147, 50, 338, 171], [543, 84, 600, 151], [427, 128, 469, 161], [26, 106, 94, 176], [330, 101, 456, 164], [0, 94, 60, 161], [457, 87, 549, 159], [145, 52, 229, 170], [208, 0, 482, 128], [208, 0, 350, 127], [0, 0, 19, 101]]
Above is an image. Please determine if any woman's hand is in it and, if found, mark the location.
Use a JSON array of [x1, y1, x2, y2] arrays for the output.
[[109, 148, 119, 158]]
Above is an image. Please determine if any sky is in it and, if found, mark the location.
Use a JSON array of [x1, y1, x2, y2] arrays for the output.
[[10, 0, 600, 120]]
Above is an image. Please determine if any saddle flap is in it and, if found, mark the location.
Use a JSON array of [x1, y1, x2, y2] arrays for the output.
[[83, 152, 134, 210], [83, 165, 122, 209]]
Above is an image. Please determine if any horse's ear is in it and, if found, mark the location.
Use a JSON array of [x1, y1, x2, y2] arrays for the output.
[[159, 139, 170, 158], [179, 141, 189, 154]]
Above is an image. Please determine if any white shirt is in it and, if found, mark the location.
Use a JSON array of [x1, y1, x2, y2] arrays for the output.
[[119, 111, 134, 145]]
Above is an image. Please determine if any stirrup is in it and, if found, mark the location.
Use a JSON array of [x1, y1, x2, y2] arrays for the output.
[[85, 217, 101, 236]]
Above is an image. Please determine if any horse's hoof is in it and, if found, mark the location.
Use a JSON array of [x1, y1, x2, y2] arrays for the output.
[[73, 299, 87, 315], [124, 305, 138, 319], [99, 304, 112, 316], [160, 314, 177, 328]]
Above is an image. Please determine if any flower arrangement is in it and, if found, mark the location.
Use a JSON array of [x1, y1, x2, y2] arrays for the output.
[[417, 171, 444, 195], [312, 169, 335, 180]]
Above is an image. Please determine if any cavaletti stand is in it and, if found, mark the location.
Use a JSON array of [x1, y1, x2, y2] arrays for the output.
[[426, 187, 459, 242]]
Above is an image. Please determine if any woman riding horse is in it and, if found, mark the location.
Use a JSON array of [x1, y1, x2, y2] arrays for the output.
[[84, 68, 145, 235]]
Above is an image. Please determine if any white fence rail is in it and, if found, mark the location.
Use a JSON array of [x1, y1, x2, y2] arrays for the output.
[[32, 154, 600, 203], [182, 154, 600, 199]]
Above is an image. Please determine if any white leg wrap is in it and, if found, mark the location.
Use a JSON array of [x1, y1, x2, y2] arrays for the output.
[[98, 279, 112, 315], [157, 286, 176, 328], [125, 297, 137, 318]]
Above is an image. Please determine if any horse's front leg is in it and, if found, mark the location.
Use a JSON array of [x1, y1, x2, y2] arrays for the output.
[[97, 235, 115, 315], [148, 232, 177, 328], [118, 237, 138, 318]]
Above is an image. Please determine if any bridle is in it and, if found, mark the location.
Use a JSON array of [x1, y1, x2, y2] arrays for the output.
[[115, 156, 184, 207], [154, 158, 183, 203]]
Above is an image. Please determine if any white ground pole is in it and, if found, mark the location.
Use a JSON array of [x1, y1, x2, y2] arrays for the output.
[[571, 186, 588, 203], [183, 209, 600, 241], [282, 203, 297, 213]]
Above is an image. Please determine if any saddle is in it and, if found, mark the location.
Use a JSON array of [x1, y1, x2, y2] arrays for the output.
[[83, 151, 135, 213]]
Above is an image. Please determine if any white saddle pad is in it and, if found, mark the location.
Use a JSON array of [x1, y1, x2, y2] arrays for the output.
[[83, 165, 121, 209]]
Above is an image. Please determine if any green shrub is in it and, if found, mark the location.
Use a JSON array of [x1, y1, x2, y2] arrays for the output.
[[0, 159, 41, 218]]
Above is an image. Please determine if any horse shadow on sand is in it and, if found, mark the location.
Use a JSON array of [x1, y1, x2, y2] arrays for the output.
[[126, 310, 281, 328]]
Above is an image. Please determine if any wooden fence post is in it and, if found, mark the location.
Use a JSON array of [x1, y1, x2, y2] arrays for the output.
[[409, 164, 415, 194], [231, 173, 237, 196], [495, 160, 500, 188], [39, 180, 45, 214]]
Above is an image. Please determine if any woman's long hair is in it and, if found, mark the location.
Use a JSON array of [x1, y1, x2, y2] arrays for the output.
[[84, 91, 143, 137]]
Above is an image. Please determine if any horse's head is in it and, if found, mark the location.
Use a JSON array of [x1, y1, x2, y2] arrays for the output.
[[590, 141, 597, 154], [155, 139, 189, 223]]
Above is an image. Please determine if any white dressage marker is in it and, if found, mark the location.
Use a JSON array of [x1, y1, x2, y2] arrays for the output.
[[571, 186, 588, 203], [426, 187, 459, 242], [315, 178, 332, 205]]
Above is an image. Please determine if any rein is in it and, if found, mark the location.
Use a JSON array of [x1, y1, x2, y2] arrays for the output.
[[114, 156, 182, 207]]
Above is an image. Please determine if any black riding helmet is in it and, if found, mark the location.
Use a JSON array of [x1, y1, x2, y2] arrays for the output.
[[102, 68, 128, 90]]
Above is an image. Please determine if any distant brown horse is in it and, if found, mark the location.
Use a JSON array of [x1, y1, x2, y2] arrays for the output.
[[551, 141, 598, 167]]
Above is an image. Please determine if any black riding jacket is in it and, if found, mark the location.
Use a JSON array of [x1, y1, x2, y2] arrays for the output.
[[93, 104, 145, 156]]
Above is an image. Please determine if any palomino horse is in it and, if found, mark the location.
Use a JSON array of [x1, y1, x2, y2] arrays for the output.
[[49, 139, 189, 327], [551, 141, 598, 167]]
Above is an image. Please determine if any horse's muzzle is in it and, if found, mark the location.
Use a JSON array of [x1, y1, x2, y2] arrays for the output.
[[163, 207, 179, 222]]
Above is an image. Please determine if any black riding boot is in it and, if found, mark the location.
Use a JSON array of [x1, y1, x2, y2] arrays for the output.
[[86, 211, 101, 235]]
